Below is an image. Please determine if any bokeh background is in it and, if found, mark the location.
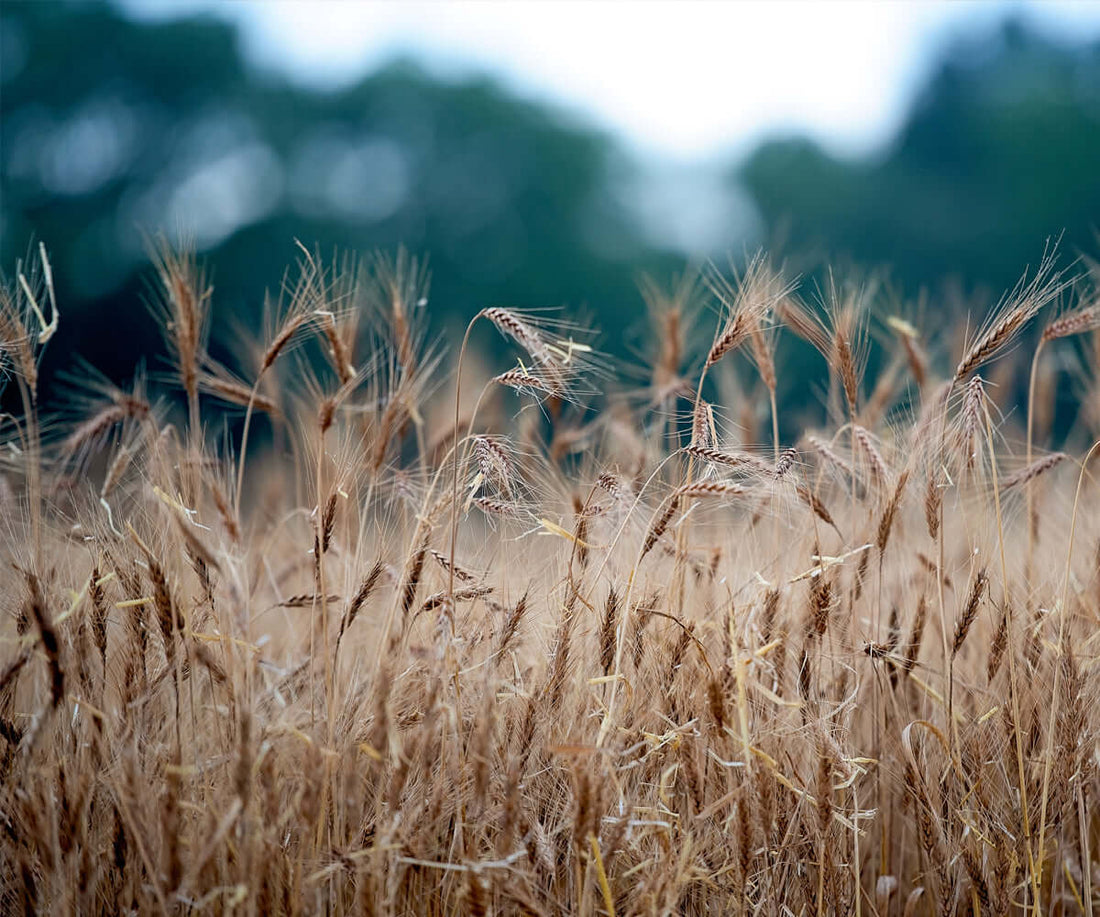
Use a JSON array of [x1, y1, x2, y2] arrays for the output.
[[2, 0, 1099, 399]]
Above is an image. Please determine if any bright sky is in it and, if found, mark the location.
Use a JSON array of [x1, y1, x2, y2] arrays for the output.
[[118, 0, 1100, 161]]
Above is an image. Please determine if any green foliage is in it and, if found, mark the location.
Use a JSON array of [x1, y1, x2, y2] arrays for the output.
[[1, 0, 674, 383], [740, 20, 1100, 295], [2, 3, 1098, 398]]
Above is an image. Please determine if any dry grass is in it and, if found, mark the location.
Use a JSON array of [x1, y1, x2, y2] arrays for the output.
[[2, 243, 1100, 915]]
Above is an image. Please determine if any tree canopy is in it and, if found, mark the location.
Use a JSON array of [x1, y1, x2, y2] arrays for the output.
[[740, 20, 1100, 295]]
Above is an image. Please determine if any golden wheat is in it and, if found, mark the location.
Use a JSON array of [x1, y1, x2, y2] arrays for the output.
[[1, 244, 1099, 915]]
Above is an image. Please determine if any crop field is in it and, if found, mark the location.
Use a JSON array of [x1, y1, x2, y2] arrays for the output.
[[2, 243, 1099, 914]]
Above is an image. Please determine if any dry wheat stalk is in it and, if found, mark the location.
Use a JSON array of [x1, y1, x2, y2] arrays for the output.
[[2, 243, 1098, 917]]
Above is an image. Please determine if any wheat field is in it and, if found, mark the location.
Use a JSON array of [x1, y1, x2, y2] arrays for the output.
[[2, 242, 1099, 915]]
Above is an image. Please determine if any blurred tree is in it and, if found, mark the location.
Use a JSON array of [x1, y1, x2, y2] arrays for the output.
[[4, 2, 1099, 409], [1, 0, 673, 388], [739, 19, 1100, 297]]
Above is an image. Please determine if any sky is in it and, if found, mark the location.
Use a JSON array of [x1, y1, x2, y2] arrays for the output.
[[117, 0, 1100, 162]]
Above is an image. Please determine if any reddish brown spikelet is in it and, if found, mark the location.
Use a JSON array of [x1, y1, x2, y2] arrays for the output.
[[262, 312, 310, 372], [652, 292, 684, 388], [600, 587, 618, 675], [319, 310, 355, 384], [806, 434, 855, 479], [62, 394, 149, 459], [641, 495, 681, 560], [200, 375, 280, 415], [494, 368, 560, 396], [496, 592, 529, 661], [337, 560, 384, 648], [803, 572, 832, 640], [596, 471, 626, 500], [100, 444, 133, 499], [877, 470, 910, 554], [962, 846, 992, 911], [545, 604, 576, 713], [676, 481, 744, 498], [952, 568, 987, 657], [430, 549, 476, 582], [795, 484, 839, 534], [999, 452, 1067, 491], [833, 327, 859, 416], [154, 244, 210, 407], [680, 739, 704, 813], [903, 594, 928, 674], [466, 871, 488, 917], [162, 752, 182, 893], [924, 474, 941, 540], [685, 444, 771, 473], [987, 608, 1009, 682], [692, 397, 713, 447], [278, 592, 340, 608], [960, 374, 985, 469], [776, 295, 830, 353], [900, 330, 928, 389], [320, 492, 338, 553], [421, 584, 493, 611], [400, 537, 429, 620], [473, 496, 525, 517], [572, 494, 591, 568], [25, 574, 63, 709], [147, 559, 179, 666], [484, 307, 549, 361], [774, 446, 797, 478], [707, 677, 726, 731], [210, 480, 240, 543], [955, 250, 1064, 381], [707, 310, 752, 367], [474, 436, 515, 497], [1042, 302, 1100, 341], [854, 425, 887, 484]]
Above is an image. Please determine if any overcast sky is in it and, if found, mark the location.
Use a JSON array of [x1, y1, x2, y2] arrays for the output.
[[116, 0, 1100, 161]]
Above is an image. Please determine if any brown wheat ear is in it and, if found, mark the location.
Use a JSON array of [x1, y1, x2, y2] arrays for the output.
[[955, 246, 1066, 381], [952, 569, 988, 657]]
